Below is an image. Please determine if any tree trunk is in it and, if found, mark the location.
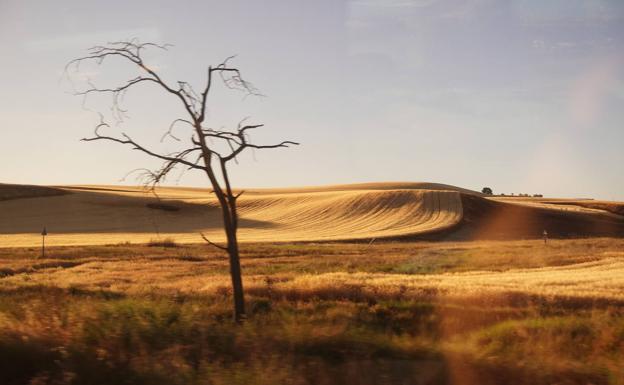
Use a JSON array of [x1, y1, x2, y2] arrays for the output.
[[225, 224, 245, 322]]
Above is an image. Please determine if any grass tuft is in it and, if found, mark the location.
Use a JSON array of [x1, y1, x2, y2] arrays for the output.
[[147, 237, 179, 248]]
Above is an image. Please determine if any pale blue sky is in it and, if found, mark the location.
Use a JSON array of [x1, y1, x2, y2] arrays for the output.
[[1, 0, 623, 200]]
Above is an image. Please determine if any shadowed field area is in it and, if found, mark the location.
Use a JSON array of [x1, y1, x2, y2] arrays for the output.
[[449, 194, 624, 240], [0, 183, 69, 201], [1, 238, 623, 384]]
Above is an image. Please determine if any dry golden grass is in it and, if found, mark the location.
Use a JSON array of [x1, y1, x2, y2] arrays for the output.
[[2, 238, 624, 304], [1, 238, 624, 384]]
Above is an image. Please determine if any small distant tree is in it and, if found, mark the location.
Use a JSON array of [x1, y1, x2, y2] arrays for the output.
[[481, 187, 493, 195], [66, 40, 298, 322]]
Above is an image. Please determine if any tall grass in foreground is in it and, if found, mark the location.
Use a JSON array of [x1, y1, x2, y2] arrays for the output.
[[0, 286, 622, 385], [1, 239, 623, 384]]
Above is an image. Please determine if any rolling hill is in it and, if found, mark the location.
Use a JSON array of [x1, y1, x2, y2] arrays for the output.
[[0, 182, 622, 247]]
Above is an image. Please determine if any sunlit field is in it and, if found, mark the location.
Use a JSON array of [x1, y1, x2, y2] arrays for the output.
[[0, 184, 464, 247], [2, 183, 623, 248], [1, 238, 623, 385]]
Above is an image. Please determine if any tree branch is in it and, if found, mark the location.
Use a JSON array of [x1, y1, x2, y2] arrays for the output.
[[82, 131, 206, 171], [200, 233, 228, 251], [161, 118, 195, 143], [222, 140, 299, 162]]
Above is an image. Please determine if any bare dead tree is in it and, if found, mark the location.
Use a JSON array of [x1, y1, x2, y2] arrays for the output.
[[66, 39, 298, 322]]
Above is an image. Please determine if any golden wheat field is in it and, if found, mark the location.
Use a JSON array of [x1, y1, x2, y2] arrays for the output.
[[2, 239, 624, 302], [0, 183, 468, 247], [2, 183, 624, 384], [2, 182, 623, 248]]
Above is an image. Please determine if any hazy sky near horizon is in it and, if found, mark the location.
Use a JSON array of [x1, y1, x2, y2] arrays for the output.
[[1, 0, 623, 200]]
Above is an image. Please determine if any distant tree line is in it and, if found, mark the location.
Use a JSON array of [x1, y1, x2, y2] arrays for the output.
[[482, 187, 542, 198], [499, 193, 543, 197]]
